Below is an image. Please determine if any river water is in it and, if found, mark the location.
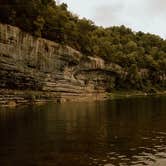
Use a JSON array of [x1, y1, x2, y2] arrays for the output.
[[0, 96, 166, 166]]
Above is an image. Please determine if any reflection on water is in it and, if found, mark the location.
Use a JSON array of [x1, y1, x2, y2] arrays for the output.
[[0, 96, 166, 166]]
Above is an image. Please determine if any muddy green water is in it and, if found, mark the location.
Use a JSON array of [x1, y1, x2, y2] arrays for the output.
[[0, 96, 166, 166]]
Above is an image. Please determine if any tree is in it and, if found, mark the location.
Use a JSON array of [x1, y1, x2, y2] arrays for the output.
[[33, 16, 45, 37], [128, 64, 142, 89]]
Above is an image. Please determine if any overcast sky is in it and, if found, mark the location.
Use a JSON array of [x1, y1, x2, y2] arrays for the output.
[[59, 0, 166, 39]]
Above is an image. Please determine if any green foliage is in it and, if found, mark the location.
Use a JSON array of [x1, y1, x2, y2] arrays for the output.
[[127, 64, 142, 89], [0, 0, 165, 91], [33, 16, 45, 37]]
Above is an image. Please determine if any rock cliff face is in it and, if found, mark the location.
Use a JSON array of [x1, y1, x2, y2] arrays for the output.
[[0, 23, 117, 105]]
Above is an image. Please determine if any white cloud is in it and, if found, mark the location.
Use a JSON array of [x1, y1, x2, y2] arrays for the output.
[[60, 0, 166, 38]]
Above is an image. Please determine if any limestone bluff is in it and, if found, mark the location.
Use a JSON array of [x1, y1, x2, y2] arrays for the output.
[[0, 23, 118, 105]]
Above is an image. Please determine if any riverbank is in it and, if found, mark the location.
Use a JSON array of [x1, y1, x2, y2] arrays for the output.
[[0, 89, 108, 107], [0, 23, 165, 108], [0, 89, 165, 107], [108, 90, 166, 100]]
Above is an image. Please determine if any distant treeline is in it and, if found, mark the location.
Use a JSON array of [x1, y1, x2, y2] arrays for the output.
[[0, 0, 165, 91]]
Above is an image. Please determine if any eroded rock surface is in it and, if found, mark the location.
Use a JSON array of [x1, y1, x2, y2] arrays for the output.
[[0, 24, 118, 105]]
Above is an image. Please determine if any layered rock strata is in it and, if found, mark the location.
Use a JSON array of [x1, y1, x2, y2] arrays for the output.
[[0, 24, 117, 105]]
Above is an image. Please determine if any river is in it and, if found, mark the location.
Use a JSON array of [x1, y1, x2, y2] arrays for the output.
[[0, 96, 166, 166]]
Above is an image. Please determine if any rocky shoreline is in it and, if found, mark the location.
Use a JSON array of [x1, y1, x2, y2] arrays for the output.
[[0, 89, 109, 107], [0, 23, 165, 107], [0, 23, 112, 106], [0, 89, 165, 107]]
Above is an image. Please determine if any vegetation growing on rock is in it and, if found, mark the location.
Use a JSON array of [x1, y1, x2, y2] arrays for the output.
[[0, 0, 165, 91]]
